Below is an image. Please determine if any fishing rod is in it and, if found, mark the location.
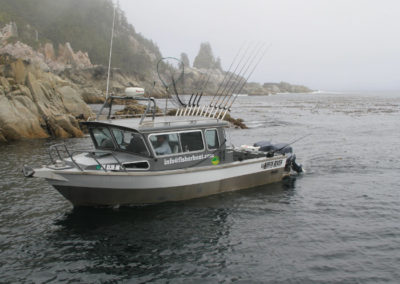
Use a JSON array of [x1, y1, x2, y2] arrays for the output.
[[202, 43, 247, 116], [194, 92, 205, 116], [179, 69, 206, 116], [266, 134, 310, 157], [210, 43, 264, 119], [191, 90, 206, 116], [172, 75, 186, 116], [201, 42, 248, 117], [210, 42, 265, 118], [157, 57, 185, 115], [211, 42, 266, 118], [188, 70, 209, 116], [207, 42, 254, 117], [171, 76, 188, 115], [188, 92, 199, 116], [182, 93, 194, 116], [186, 92, 200, 116], [220, 44, 271, 120], [192, 70, 213, 116], [214, 43, 265, 116]]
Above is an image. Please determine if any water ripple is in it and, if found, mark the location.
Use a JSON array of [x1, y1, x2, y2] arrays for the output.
[[1, 92, 400, 283]]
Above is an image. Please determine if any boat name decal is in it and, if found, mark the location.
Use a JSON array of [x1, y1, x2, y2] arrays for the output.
[[164, 154, 214, 166], [261, 159, 284, 170], [96, 164, 121, 171]]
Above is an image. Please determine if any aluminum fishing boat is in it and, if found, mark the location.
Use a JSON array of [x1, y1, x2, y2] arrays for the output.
[[23, 87, 303, 207]]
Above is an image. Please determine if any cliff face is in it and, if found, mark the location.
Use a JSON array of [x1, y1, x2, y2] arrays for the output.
[[0, 0, 162, 77], [0, 5, 314, 143], [0, 54, 93, 142]]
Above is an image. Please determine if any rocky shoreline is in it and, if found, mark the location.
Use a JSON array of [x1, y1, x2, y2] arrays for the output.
[[0, 54, 92, 142], [0, 21, 313, 143], [0, 50, 312, 143]]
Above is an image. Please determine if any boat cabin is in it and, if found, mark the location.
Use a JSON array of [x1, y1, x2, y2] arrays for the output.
[[81, 117, 230, 171]]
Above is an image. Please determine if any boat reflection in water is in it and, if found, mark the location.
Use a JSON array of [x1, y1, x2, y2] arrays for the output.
[[49, 178, 297, 279]]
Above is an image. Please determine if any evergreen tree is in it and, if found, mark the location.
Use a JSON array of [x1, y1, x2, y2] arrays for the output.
[[0, 0, 162, 76]]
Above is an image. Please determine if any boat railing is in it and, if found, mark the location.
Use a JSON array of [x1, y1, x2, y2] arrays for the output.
[[49, 143, 127, 172], [97, 95, 157, 125], [139, 117, 225, 128]]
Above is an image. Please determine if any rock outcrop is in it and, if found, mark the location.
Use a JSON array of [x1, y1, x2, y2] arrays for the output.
[[0, 54, 93, 142], [0, 22, 18, 42], [1, 22, 93, 73], [0, 20, 314, 143], [243, 81, 313, 95], [58, 66, 166, 103], [0, 40, 93, 73]]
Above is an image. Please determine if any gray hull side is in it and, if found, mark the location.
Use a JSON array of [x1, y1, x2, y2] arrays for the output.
[[54, 168, 289, 206]]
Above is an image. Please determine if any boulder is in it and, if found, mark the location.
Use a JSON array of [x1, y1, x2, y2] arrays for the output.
[[43, 42, 56, 61], [45, 114, 84, 138], [81, 87, 105, 104], [0, 76, 10, 92], [0, 54, 94, 142], [0, 94, 48, 140], [0, 41, 50, 71], [10, 58, 27, 84], [0, 129, 6, 143], [56, 85, 93, 118], [57, 42, 92, 69]]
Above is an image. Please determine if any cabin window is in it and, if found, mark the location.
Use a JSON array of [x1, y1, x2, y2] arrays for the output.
[[180, 131, 204, 152], [149, 133, 181, 156], [92, 127, 115, 150], [111, 128, 149, 156], [123, 161, 150, 170], [205, 129, 219, 150], [149, 130, 204, 156]]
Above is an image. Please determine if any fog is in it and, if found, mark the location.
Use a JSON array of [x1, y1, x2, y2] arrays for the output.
[[119, 0, 400, 91]]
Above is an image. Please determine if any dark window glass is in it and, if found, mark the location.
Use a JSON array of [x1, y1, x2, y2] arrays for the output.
[[111, 128, 149, 156], [92, 127, 114, 150], [180, 131, 204, 152]]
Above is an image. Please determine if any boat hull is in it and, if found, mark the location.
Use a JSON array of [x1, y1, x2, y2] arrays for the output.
[[37, 157, 289, 206]]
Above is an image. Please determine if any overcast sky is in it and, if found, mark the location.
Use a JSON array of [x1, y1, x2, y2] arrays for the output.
[[119, 0, 400, 91]]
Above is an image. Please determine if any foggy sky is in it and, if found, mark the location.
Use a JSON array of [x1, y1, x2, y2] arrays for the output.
[[119, 0, 400, 91]]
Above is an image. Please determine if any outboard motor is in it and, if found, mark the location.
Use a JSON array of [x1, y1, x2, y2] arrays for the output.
[[254, 141, 293, 155], [285, 154, 303, 173], [254, 140, 303, 173]]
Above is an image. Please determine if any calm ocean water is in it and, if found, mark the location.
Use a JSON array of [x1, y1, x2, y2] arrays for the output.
[[1, 91, 399, 283]]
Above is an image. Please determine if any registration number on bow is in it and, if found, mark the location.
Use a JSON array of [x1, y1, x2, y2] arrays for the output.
[[261, 159, 284, 170]]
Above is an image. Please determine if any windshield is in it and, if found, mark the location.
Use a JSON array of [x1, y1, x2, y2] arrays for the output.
[[111, 128, 149, 156], [92, 127, 114, 150]]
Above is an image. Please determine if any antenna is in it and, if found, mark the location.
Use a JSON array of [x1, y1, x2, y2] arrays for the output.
[[97, 2, 117, 120], [105, 2, 116, 100]]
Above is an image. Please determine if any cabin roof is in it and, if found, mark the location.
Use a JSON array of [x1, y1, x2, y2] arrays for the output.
[[82, 116, 229, 133]]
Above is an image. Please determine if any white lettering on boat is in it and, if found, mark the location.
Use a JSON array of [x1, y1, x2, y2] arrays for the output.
[[104, 164, 121, 171], [261, 159, 284, 170], [163, 154, 214, 166]]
